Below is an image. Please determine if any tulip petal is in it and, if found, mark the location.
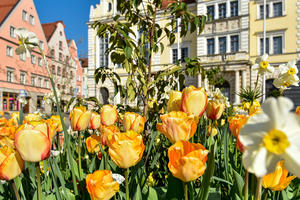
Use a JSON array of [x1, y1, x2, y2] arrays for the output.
[[0, 151, 24, 180], [77, 111, 92, 131]]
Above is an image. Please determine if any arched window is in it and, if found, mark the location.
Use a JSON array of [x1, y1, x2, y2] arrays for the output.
[[100, 87, 109, 104], [266, 79, 280, 97], [108, 2, 112, 12]]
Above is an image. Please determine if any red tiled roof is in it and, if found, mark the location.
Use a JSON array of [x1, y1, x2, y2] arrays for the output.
[[42, 20, 66, 41], [162, 0, 195, 9], [0, 0, 20, 26], [79, 58, 88, 68]]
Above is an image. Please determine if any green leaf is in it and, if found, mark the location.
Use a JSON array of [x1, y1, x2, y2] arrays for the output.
[[125, 46, 133, 59], [133, 184, 143, 200], [166, 174, 184, 200], [233, 169, 244, 199]]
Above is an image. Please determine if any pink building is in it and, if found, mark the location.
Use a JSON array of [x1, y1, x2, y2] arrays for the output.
[[0, 0, 50, 113]]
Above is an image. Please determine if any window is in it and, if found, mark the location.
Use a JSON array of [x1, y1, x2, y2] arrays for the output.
[[273, 2, 283, 17], [260, 4, 270, 19], [6, 46, 13, 57], [230, 35, 239, 52], [70, 71, 74, 79], [44, 79, 49, 88], [29, 15, 35, 25], [31, 76, 36, 86], [219, 37, 227, 54], [37, 96, 44, 110], [59, 53, 63, 61], [38, 77, 42, 87], [273, 36, 282, 54], [60, 31, 62, 36], [99, 34, 109, 67], [230, 1, 238, 17], [38, 57, 42, 66], [10, 26, 16, 38], [207, 38, 215, 55], [31, 54, 36, 64], [19, 52, 25, 61], [22, 10, 28, 21], [108, 2, 112, 12], [39, 41, 44, 50], [218, 3, 226, 19], [207, 5, 215, 20], [77, 75, 81, 81], [51, 65, 56, 75], [260, 38, 270, 55], [172, 49, 178, 64], [181, 48, 188, 62], [57, 67, 61, 76], [66, 56, 69, 65], [62, 68, 66, 77], [7, 70, 14, 82], [20, 73, 26, 85], [59, 41, 63, 50], [50, 49, 55, 58]]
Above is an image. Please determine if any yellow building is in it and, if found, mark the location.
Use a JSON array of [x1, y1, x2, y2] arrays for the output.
[[249, 0, 299, 97]]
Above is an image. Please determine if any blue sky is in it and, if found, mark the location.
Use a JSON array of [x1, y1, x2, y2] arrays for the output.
[[34, 0, 100, 58]]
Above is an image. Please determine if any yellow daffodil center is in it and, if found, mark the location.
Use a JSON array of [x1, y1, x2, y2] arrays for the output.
[[283, 82, 291, 87], [263, 129, 290, 154], [260, 61, 269, 69], [288, 68, 296, 75]]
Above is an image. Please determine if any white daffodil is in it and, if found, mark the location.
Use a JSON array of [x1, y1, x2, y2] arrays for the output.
[[112, 173, 125, 184], [239, 97, 300, 178], [15, 28, 39, 57], [212, 88, 230, 107], [252, 54, 274, 75]]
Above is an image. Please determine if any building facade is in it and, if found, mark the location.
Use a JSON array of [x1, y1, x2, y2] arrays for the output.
[[0, 0, 83, 114]]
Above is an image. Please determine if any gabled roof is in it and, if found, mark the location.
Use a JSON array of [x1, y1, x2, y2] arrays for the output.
[[0, 0, 20, 26], [162, 0, 195, 9], [42, 20, 66, 41]]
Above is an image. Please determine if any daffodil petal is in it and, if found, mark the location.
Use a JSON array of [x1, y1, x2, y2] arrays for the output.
[[283, 146, 300, 178]]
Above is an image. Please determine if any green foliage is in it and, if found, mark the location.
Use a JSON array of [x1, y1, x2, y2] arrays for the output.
[[238, 86, 262, 103]]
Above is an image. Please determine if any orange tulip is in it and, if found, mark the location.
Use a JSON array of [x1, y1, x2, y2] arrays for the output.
[[107, 130, 145, 168], [168, 140, 208, 182], [156, 111, 198, 144], [228, 114, 248, 138], [181, 86, 208, 117], [86, 135, 103, 154], [0, 118, 7, 127], [100, 105, 118, 126], [86, 170, 119, 200], [8, 112, 19, 127], [167, 91, 182, 112], [0, 111, 4, 117], [206, 125, 218, 137], [89, 112, 101, 130], [0, 145, 24, 180], [236, 136, 244, 153], [69, 106, 92, 131], [123, 112, 145, 134], [296, 106, 300, 116], [25, 113, 42, 122], [99, 125, 120, 146], [262, 160, 296, 191], [206, 100, 225, 120], [15, 120, 56, 162], [50, 115, 63, 132]]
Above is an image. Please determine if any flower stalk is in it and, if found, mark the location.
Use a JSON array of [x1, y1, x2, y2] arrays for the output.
[[255, 177, 262, 200], [125, 168, 130, 200], [184, 182, 188, 200], [11, 180, 20, 200], [244, 171, 249, 200], [36, 163, 42, 200], [78, 131, 82, 180]]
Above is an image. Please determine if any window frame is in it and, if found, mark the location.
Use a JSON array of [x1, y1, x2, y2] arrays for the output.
[[22, 10, 28, 21], [10, 26, 16, 38], [6, 46, 13, 57], [31, 54, 36, 64], [219, 37, 227, 54], [207, 38, 215, 55], [207, 5, 215, 20], [218, 3, 227, 19], [230, 35, 239, 53], [7, 69, 14, 83], [29, 15, 35, 25], [20, 72, 26, 85], [230, 1, 239, 17]]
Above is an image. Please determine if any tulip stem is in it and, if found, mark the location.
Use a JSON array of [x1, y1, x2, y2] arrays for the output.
[[244, 171, 249, 200], [78, 131, 82, 181], [36, 163, 42, 200], [124, 168, 130, 200], [208, 120, 213, 151], [254, 177, 262, 200], [184, 182, 188, 200], [11, 180, 20, 200]]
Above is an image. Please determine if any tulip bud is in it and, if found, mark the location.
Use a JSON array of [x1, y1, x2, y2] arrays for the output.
[[123, 112, 145, 134], [206, 100, 225, 120], [107, 131, 145, 168], [167, 91, 182, 112], [0, 146, 24, 180], [89, 112, 101, 130], [69, 106, 92, 131], [262, 160, 296, 191], [100, 105, 118, 126], [50, 115, 63, 132], [86, 170, 119, 200], [15, 121, 56, 162], [168, 140, 208, 182], [181, 86, 208, 117], [156, 111, 198, 144]]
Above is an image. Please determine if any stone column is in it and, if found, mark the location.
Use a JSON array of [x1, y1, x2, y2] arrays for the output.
[[197, 74, 202, 87], [242, 70, 247, 89], [234, 70, 240, 105], [215, 3, 219, 20], [226, 0, 231, 18]]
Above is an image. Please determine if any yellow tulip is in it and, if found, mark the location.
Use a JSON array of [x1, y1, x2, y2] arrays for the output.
[[206, 125, 218, 137], [0, 118, 7, 127], [168, 140, 208, 182], [0, 145, 24, 180], [156, 111, 198, 144], [86, 170, 119, 200], [206, 100, 225, 120], [25, 113, 42, 122], [181, 86, 208, 117], [50, 115, 63, 132], [8, 112, 19, 128], [100, 105, 118, 126], [123, 112, 145, 134], [69, 106, 92, 131], [15, 120, 56, 162], [99, 125, 120, 146], [228, 114, 248, 138], [167, 91, 182, 112], [0, 111, 4, 117], [86, 135, 102, 154], [89, 112, 101, 130], [262, 160, 296, 191], [107, 130, 145, 168]]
